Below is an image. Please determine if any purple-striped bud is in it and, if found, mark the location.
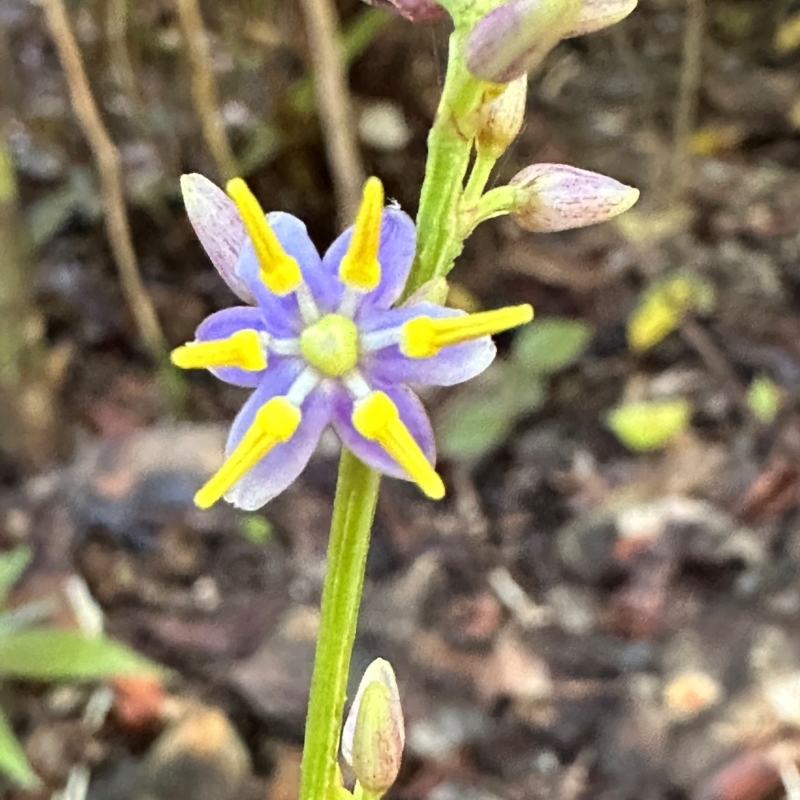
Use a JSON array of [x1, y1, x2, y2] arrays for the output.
[[466, 0, 582, 83], [342, 658, 405, 795], [509, 163, 639, 232], [476, 76, 528, 157], [359, 0, 446, 21], [565, 0, 638, 37]]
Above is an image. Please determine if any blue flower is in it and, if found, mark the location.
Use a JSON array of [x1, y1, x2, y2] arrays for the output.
[[175, 175, 532, 510]]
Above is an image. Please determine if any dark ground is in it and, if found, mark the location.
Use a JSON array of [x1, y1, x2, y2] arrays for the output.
[[4, 0, 800, 799]]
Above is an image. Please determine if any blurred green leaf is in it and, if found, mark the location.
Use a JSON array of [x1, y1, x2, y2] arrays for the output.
[[289, 8, 391, 115], [747, 375, 781, 423], [0, 707, 38, 789], [606, 399, 691, 451], [512, 318, 591, 374], [438, 365, 544, 460], [239, 514, 273, 544], [0, 630, 161, 681], [439, 396, 517, 460], [0, 547, 31, 607], [26, 169, 100, 246]]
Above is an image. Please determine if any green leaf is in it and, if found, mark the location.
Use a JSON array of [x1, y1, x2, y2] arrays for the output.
[[747, 375, 781, 424], [0, 629, 161, 681], [438, 364, 545, 460], [0, 707, 39, 789], [0, 547, 31, 606], [606, 399, 691, 451], [239, 514, 273, 544], [512, 318, 592, 374], [438, 396, 517, 460]]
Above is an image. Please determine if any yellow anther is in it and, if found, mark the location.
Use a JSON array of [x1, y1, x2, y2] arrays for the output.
[[171, 329, 267, 371], [226, 178, 302, 296], [194, 397, 301, 509], [401, 304, 534, 358], [339, 177, 384, 291], [352, 391, 444, 500]]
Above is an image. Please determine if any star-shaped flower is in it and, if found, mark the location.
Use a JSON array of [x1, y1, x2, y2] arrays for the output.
[[174, 175, 532, 510]]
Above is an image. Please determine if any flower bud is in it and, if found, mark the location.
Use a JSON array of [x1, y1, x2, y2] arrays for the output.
[[359, 0, 446, 21], [565, 0, 638, 37], [342, 659, 404, 796], [476, 76, 527, 158], [465, 0, 582, 83], [509, 163, 639, 232]]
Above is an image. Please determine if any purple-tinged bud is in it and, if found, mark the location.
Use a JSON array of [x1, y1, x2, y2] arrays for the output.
[[466, 0, 582, 83], [476, 76, 527, 157], [342, 659, 404, 795], [565, 0, 638, 37], [359, 0, 446, 21], [509, 163, 639, 232]]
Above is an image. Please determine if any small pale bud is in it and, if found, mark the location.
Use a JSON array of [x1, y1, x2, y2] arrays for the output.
[[359, 0, 446, 21], [476, 76, 528, 157], [465, 0, 582, 83], [342, 658, 404, 795], [565, 0, 638, 37], [509, 163, 639, 232]]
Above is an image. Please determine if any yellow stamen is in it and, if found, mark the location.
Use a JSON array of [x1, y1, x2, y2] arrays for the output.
[[171, 329, 267, 371], [194, 397, 301, 509], [401, 304, 534, 358], [226, 178, 302, 296], [352, 391, 444, 500], [339, 177, 384, 291]]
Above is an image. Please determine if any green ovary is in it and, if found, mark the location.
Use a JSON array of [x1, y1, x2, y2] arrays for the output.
[[300, 314, 359, 376]]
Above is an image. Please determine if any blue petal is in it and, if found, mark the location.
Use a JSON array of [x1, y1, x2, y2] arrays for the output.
[[359, 302, 497, 386], [321, 206, 416, 312], [236, 212, 331, 335], [195, 307, 270, 388], [222, 359, 331, 510], [330, 379, 435, 481]]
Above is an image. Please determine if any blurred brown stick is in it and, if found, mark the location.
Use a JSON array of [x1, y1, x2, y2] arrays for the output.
[[175, 0, 238, 181], [669, 0, 705, 201], [299, 0, 365, 224], [41, 0, 166, 359], [0, 28, 60, 468]]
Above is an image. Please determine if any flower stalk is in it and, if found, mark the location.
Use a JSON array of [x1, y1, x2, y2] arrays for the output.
[[411, 25, 495, 292], [299, 452, 380, 800], [299, 25, 496, 800]]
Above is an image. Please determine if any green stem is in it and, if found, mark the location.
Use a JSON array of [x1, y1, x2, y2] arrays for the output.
[[463, 183, 516, 238], [410, 27, 490, 294], [298, 450, 380, 800], [461, 147, 496, 209]]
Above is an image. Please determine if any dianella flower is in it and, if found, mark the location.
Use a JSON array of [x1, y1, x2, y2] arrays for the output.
[[175, 175, 532, 510]]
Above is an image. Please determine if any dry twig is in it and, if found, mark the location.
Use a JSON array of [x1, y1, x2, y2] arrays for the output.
[[0, 27, 59, 466], [41, 0, 165, 358], [106, 0, 138, 105], [669, 0, 706, 201], [175, 0, 238, 181], [299, 0, 365, 224]]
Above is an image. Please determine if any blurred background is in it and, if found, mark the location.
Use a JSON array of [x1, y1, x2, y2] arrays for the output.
[[3, 0, 800, 798]]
